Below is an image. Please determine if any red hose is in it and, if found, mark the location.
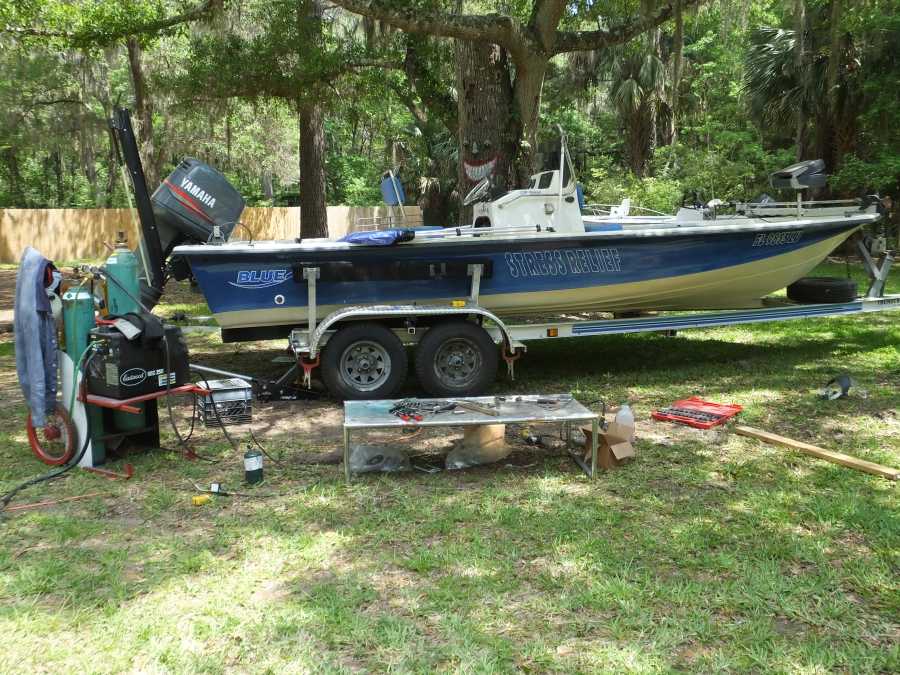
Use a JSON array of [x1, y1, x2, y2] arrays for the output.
[[26, 407, 77, 466]]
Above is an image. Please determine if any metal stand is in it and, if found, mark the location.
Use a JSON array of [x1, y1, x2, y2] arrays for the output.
[[341, 395, 600, 483], [857, 238, 894, 298]]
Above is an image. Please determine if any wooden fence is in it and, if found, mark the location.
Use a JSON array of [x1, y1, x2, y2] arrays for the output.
[[0, 205, 422, 263]]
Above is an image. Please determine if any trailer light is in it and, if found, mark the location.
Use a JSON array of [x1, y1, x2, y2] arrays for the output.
[[547, 327, 559, 337], [451, 300, 466, 308]]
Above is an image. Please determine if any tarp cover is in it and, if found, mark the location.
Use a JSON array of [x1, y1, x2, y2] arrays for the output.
[[338, 228, 416, 246]]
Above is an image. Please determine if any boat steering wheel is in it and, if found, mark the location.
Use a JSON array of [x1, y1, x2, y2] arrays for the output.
[[463, 177, 491, 206]]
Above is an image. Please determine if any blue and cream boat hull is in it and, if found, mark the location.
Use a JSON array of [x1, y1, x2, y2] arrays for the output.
[[175, 216, 869, 341]]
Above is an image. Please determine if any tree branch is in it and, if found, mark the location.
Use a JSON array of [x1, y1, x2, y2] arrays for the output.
[[2, 0, 219, 45], [527, 0, 567, 53], [553, 0, 703, 54], [328, 0, 519, 53]]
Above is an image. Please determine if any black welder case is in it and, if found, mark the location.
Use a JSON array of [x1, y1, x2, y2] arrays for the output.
[[86, 324, 190, 399]]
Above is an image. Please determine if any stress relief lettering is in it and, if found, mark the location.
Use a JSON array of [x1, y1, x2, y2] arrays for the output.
[[505, 248, 622, 279]]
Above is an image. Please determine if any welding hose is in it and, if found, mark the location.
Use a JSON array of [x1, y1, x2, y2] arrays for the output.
[[2, 348, 100, 512]]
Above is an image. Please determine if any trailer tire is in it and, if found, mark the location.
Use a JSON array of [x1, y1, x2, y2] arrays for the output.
[[415, 320, 498, 397], [787, 277, 857, 304], [322, 322, 408, 400]]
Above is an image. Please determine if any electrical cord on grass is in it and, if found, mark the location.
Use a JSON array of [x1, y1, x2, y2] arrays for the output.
[[1, 348, 100, 512]]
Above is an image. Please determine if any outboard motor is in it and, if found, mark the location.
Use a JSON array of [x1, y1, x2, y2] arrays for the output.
[[150, 158, 245, 278], [111, 108, 246, 309], [770, 159, 827, 190]]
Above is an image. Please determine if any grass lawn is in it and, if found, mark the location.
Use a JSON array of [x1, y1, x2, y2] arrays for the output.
[[0, 261, 898, 673]]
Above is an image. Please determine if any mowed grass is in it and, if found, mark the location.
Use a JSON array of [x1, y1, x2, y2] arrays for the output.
[[0, 262, 897, 673]]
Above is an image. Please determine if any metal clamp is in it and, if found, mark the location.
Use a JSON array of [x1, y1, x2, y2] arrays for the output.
[[300, 356, 320, 389], [501, 347, 524, 380]]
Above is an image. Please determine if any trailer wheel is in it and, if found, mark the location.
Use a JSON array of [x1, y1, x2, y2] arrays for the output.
[[787, 277, 857, 304], [322, 322, 408, 400], [27, 406, 77, 466], [415, 320, 498, 397]]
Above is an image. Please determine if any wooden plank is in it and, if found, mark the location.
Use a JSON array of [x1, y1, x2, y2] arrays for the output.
[[734, 425, 899, 481]]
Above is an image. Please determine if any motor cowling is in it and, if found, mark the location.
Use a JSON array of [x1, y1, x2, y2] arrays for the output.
[[151, 157, 245, 256], [138, 158, 245, 307]]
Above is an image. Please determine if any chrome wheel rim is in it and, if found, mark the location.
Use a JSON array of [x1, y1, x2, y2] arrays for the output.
[[433, 338, 481, 389], [339, 340, 392, 392]]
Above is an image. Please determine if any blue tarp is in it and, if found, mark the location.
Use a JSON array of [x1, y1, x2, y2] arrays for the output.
[[338, 229, 415, 246]]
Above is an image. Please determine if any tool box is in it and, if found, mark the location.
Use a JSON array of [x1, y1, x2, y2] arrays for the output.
[[651, 397, 742, 429]]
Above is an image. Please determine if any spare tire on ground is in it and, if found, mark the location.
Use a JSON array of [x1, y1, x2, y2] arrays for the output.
[[787, 277, 858, 304]]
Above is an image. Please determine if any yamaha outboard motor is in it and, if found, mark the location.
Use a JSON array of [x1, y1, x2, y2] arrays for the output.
[[150, 158, 245, 280], [111, 108, 244, 309]]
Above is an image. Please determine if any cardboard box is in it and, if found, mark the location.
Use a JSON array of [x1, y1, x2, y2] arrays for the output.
[[581, 421, 635, 470]]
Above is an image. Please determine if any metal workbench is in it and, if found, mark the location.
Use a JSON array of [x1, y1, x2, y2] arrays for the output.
[[342, 395, 600, 482]]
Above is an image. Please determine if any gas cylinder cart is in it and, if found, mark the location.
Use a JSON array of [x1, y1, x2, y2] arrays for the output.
[[341, 395, 601, 482], [30, 238, 208, 473]]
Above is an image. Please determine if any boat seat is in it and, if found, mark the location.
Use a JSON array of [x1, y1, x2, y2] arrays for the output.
[[770, 159, 827, 190]]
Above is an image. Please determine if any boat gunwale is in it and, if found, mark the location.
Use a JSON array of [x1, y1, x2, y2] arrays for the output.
[[172, 213, 876, 257]]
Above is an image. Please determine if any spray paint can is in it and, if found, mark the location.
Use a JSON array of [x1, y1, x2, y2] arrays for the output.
[[244, 447, 263, 484]]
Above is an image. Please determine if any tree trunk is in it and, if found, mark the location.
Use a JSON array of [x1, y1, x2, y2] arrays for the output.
[[627, 102, 655, 177], [103, 128, 119, 207], [510, 54, 547, 185], [261, 171, 274, 201], [670, 0, 684, 146], [1, 147, 28, 206], [53, 149, 64, 205], [793, 0, 806, 161], [298, 102, 328, 239], [824, 0, 847, 172], [454, 39, 518, 224], [126, 37, 160, 189]]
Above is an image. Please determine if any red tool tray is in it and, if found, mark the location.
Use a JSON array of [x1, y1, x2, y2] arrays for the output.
[[651, 396, 742, 429]]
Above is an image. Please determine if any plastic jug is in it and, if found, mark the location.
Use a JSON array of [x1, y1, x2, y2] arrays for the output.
[[614, 403, 635, 443]]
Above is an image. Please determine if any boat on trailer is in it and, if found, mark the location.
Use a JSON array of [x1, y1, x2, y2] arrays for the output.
[[110, 110, 894, 399], [169, 139, 881, 342]]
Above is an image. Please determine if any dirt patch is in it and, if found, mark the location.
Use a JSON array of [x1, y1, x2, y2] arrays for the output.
[[0, 269, 16, 311]]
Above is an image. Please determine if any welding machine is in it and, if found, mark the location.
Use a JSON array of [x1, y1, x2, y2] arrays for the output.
[[85, 316, 189, 399]]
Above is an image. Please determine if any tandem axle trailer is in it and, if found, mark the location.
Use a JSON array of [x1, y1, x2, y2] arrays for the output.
[[275, 251, 898, 400]]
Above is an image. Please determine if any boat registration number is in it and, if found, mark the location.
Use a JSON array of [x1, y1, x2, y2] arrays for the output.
[[752, 231, 802, 247], [505, 248, 621, 278]]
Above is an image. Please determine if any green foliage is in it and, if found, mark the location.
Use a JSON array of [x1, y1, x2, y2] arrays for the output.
[[2, 0, 899, 214], [831, 154, 900, 195]]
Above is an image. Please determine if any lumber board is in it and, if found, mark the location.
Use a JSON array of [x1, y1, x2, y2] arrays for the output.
[[734, 425, 899, 480]]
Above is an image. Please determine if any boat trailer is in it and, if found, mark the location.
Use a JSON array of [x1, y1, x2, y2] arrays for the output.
[[271, 240, 898, 399]]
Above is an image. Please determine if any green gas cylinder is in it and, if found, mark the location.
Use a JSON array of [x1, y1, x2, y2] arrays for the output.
[[105, 231, 141, 315], [62, 286, 96, 361], [104, 231, 147, 433]]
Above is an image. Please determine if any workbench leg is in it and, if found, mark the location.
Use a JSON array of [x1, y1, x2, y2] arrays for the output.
[[591, 418, 598, 479], [343, 427, 351, 484]]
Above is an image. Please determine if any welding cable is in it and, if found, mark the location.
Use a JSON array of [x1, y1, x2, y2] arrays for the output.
[[194, 372, 241, 455], [247, 426, 285, 467], [1, 347, 100, 512]]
